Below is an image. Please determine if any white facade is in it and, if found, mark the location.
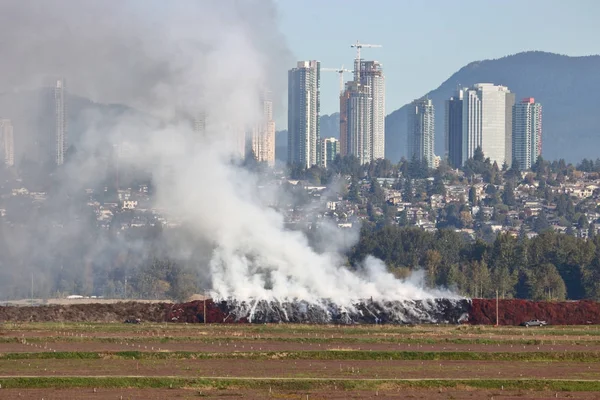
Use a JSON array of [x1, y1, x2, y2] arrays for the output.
[[461, 83, 511, 166], [360, 61, 385, 160], [407, 98, 435, 168], [345, 81, 372, 165], [55, 79, 67, 166], [288, 61, 320, 168], [513, 98, 542, 170], [251, 92, 276, 166], [340, 60, 385, 165]]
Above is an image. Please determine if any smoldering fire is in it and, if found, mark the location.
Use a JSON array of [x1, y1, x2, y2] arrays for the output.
[[0, 0, 466, 320]]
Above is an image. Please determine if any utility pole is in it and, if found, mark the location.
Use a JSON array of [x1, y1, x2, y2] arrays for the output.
[[31, 273, 33, 306], [496, 290, 499, 327]]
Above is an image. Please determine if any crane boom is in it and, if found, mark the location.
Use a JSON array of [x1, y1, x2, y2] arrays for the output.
[[350, 40, 382, 81], [322, 66, 352, 94]]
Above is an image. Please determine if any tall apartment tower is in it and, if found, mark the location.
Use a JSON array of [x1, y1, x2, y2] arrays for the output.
[[340, 60, 385, 164], [341, 80, 372, 164], [445, 90, 463, 168], [512, 97, 542, 170], [360, 61, 385, 160], [55, 79, 67, 166], [407, 98, 435, 168], [461, 83, 512, 166], [251, 92, 276, 166], [193, 111, 206, 135], [288, 60, 320, 168], [320, 137, 340, 168], [0, 119, 14, 167]]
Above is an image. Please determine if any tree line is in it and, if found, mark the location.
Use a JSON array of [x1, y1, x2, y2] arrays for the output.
[[347, 225, 600, 301]]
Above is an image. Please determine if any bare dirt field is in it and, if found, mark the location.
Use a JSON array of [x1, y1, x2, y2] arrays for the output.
[[4, 387, 600, 400], [1, 323, 600, 398]]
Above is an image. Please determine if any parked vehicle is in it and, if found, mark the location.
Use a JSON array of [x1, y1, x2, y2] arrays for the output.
[[521, 319, 547, 327]]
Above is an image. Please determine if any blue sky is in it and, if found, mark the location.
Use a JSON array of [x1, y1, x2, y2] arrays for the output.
[[277, 0, 600, 116]]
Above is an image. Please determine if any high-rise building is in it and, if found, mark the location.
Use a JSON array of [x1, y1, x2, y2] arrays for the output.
[[512, 97, 542, 170], [193, 111, 206, 135], [342, 80, 372, 164], [340, 60, 385, 165], [445, 90, 463, 168], [251, 92, 276, 166], [0, 119, 14, 167], [505, 92, 516, 166], [360, 61, 385, 160], [320, 137, 340, 168], [55, 79, 67, 166], [288, 60, 320, 168], [407, 98, 435, 168], [461, 83, 512, 166]]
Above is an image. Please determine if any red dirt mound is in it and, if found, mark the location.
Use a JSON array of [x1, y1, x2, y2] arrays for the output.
[[0, 302, 171, 323], [167, 300, 248, 324], [2, 299, 600, 325], [470, 299, 600, 325]]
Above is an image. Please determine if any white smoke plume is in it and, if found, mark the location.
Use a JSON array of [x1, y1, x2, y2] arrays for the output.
[[0, 0, 457, 305]]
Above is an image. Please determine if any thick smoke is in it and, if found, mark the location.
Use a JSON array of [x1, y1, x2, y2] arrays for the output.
[[0, 0, 457, 306]]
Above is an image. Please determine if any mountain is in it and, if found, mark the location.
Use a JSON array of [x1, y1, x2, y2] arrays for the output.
[[320, 112, 340, 139], [385, 51, 600, 163]]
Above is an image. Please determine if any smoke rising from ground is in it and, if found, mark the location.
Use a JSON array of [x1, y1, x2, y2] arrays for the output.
[[0, 0, 456, 305]]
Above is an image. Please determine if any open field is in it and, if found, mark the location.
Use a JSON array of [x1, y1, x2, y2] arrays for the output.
[[1, 323, 600, 398]]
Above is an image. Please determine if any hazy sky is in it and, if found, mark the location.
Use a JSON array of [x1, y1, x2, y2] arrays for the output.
[[278, 0, 600, 117]]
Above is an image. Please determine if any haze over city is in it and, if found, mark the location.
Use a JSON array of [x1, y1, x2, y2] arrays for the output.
[[0, 1, 600, 398]]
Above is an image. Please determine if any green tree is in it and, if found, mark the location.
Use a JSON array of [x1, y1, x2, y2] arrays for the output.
[[369, 178, 385, 206], [466, 259, 492, 298], [403, 179, 415, 203], [578, 214, 589, 230], [533, 212, 551, 233], [527, 263, 567, 301], [502, 181, 516, 207], [468, 186, 477, 205], [424, 249, 442, 287]]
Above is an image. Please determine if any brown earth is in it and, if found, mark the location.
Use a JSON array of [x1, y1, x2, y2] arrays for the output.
[[1, 323, 600, 399], [0, 359, 599, 380], [2, 298, 600, 326], [4, 388, 599, 399], [0, 302, 171, 323], [2, 339, 600, 353]]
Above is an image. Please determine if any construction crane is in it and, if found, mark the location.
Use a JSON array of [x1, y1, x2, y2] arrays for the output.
[[350, 40, 382, 81], [321, 66, 352, 94]]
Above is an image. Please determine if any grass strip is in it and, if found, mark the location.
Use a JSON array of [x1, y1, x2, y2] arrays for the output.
[[0, 377, 599, 392], [1, 350, 600, 362], [3, 322, 600, 337], [5, 335, 600, 346]]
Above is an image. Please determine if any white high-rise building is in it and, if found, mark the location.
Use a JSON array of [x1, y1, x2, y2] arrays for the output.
[[461, 83, 512, 166], [342, 80, 372, 165], [55, 79, 67, 166], [360, 61, 385, 160], [513, 98, 542, 170], [340, 60, 385, 165], [251, 92, 276, 166], [407, 98, 435, 168], [288, 60, 320, 168], [0, 119, 14, 167]]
